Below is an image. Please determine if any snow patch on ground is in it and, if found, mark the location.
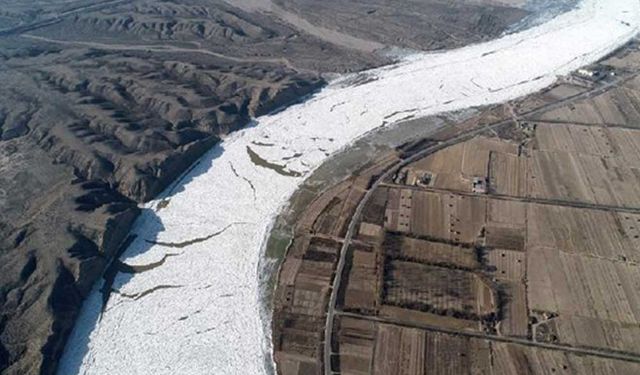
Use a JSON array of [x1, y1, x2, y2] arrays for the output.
[[59, 1, 640, 374]]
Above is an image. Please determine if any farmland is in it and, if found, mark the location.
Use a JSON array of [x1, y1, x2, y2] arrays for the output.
[[272, 36, 640, 375]]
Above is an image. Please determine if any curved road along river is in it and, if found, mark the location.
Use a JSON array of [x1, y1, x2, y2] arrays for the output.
[[59, 1, 640, 374]]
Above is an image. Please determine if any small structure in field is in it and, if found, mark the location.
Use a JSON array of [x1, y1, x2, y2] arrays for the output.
[[472, 177, 488, 194]]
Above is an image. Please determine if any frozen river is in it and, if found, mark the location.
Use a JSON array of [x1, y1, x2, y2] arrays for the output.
[[59, 0, 640, 374]]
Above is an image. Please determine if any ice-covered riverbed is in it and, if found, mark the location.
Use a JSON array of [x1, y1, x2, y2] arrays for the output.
[[59, 1, 640, 374]]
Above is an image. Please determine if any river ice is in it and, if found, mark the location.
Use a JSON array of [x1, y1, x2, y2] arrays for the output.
[[58, 0, 640, 374]]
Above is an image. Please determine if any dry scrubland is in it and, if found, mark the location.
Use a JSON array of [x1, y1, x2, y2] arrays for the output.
[[272, 41, 640, 374]]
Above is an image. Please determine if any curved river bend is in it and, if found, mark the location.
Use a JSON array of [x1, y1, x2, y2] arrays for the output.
[[59, 1, 640, 374]]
